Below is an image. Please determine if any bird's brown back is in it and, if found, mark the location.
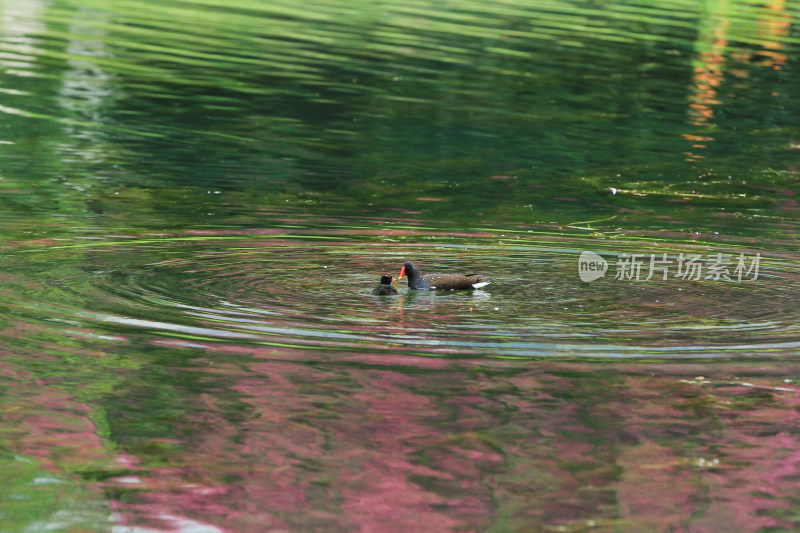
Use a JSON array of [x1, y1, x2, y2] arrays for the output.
[[422, 273, 486, 290]]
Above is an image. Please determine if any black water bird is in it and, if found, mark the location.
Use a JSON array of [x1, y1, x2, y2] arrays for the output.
[[372, 274, 398, 295], [398, 261, 491, 291]]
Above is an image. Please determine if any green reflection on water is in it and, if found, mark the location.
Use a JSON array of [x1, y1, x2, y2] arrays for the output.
[[0, 0, 797, 239]]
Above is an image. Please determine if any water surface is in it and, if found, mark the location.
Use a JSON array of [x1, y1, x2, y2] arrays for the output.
[[1, 0, 800, 531]]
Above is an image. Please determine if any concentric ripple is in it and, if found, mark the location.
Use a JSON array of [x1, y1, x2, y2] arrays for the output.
[[5, 226, 797, 361]]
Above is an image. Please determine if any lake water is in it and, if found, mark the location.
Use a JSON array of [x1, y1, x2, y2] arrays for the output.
[[1, 0, 800, 531]]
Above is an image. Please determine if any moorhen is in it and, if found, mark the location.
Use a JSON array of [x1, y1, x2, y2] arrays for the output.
[[372, 274, 398, 295], [398, 261, 491, 291]]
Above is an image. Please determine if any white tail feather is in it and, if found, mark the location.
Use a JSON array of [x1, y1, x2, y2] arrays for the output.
[[471, 281, 491, 289]]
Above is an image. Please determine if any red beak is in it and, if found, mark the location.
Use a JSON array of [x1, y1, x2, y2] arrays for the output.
[[399, 265, 406, 279]]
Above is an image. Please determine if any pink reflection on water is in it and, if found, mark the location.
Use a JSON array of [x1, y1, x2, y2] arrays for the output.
[[777, 188, 797, 211], [3, 352, 800, 531], [123, 360, 800, 530]]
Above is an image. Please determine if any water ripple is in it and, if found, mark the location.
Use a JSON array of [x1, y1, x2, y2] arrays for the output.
[[3, 226, 792, 360]]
